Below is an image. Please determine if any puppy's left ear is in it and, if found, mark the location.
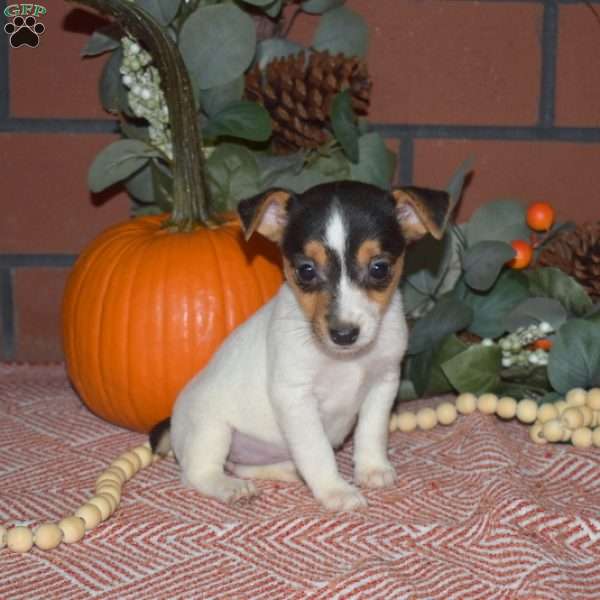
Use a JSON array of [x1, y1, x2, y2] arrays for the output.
[[237, 188, 293, 242], [391, 186, 451, 242]]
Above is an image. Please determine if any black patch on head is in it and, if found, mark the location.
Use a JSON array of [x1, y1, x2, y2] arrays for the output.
[[281, 181, 407, 296]]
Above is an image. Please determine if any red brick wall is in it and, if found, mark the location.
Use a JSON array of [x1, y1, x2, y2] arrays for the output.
[[1, 0, 599, 362]]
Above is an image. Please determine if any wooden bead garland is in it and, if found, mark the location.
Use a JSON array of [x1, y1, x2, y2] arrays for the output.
[[389, 388, 600, 453], [1, 443, 154, 554]]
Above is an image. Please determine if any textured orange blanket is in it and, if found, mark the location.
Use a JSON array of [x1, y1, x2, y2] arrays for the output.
[[1, 364, 599, 599]]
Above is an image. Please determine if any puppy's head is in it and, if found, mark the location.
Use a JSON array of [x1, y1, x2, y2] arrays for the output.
[[238, 181, 450, 355]]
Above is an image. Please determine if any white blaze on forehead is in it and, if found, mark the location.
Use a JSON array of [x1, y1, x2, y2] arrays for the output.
[[324, 206, 379, 329]]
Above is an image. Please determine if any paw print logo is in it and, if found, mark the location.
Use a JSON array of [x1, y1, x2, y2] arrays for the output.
[[4, 16, 45, 48]]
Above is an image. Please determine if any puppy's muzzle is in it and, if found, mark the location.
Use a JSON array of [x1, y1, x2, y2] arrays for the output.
[[328, 323, 360, 346]]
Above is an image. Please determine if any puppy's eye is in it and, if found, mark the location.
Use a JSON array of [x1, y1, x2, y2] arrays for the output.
[[296, 262, 317, 283], [369, 260, 390, 280]]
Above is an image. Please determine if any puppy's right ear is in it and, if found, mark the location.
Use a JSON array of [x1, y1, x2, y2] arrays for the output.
[[237, 188, 293, 242]]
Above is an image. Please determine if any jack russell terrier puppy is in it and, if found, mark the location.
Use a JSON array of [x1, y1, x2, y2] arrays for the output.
[[150, 181, 450, 511]]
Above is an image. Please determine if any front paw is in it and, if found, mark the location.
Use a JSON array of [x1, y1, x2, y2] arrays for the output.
[[316, 482, 367, 512], [354, 462, 397, 489]]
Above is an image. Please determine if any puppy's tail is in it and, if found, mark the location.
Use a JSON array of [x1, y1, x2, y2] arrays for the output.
[[149, 418, 172, 457]]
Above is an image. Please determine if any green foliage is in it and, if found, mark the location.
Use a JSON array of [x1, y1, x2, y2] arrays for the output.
[[441, 344, 503, 395], [85, 0, 387, 213], [463, 241, 514, 291], [526, 267, 593, 317], [314, 6, 368, 57], [179, 5, 256, 90], [466, 200, 530, 246], [503, 297, 567, 332], [548, 320, 600, 393], [88, 140, 161, 193]]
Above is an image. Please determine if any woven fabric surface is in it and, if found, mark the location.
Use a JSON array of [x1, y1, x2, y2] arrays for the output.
[[1, 364, 600, 600]]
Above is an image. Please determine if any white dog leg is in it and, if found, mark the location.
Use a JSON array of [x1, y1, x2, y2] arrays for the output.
[[353, 374, 399, 489], [230, 461, 301, 482], [178, 421, 259, 503]]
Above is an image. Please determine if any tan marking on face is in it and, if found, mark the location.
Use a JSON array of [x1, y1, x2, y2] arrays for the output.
[[303, 240, 328, 270], [356, 239, 382, 269], [283, 257, 331, 342], [366, 255, 405, 308]]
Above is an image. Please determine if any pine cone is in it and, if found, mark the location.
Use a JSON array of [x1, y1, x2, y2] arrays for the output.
[[538, 222, 600, 301], [245, 50, 372, 154]]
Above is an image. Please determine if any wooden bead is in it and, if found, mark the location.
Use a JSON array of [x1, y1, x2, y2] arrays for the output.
[[95, 483, 121, 505], [561, 407, 584, 430], [120, 451, 142, 471], [87, 495, 113, 521], [592, 427, 600, 447], [572, 427, 593, 448], [397, 411, 417, 433], [566, 388, 587, 407], [75, 504, 103, 530], [111, 457, 136, 480], [132, 445, 154, 468], [416, 407, 438, 430], [96, 470, 123, 489], [554, 400, 568, 415], [456, 393, 477, 415], [0, 525, 6, 549], [388, 413, 398, 432], [580, 405, 593, 427], [586, 388, 600, 411], [477, 393, 498, 415], [516, 399, 538, 424], [537, 403, 558, 424], [562, 428, 572, 442], [34, 523, 63, 550], [542, 419, 564, 443], [529, 423, 547, 444], [103, 466, 127, 484], [58, 516, 86, 544], [436, 402, 457, 425], [98, 492, 118, 514], [496, 396, 517, 420], [7, 526, 34, 553]]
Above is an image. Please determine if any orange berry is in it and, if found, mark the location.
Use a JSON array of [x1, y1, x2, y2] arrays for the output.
[[507, 240, 533, 270], [533, 338, 553, 351], [527, 202, 555, 232]]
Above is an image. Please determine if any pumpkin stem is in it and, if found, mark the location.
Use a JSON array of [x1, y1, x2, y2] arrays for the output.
[[67, 0, 211, 229]]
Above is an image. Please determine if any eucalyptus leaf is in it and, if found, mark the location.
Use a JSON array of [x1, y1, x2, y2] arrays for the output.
[[240, 0, 275, 5], [527, 267, 593, 317], [256, 152, 305, 189], [397, 379, 418, 401], [206, 143, 262, 212], [586, 304, 600, 325], [405, 350, 434, 398], [256, 39, 304, 69], [99, 48, 124, 115], [180, 4, 256, 90], [403, 233, 452, 297], [446, 157, 473, 215], [119, 119, 150, 142], [407, 298, 473, 355], [503, 297, 568, 332], [204, 101, 272, 142], [136, 0, 181, 25], [199, 77, 243, 118], [302, 0, 345, 14], [548, 319, 600, 393], [265, 0, 284, 17], [463, 241, 514, 291], [441, 344, 502, 395], [88, 140, 161, 193], [461, 270, 530, 338], [466, 200, 530, 247], [81, 28, 120, 57], [350, 132, 394, 189], [125, 162, 155, 203], [426, 334, 469, 395], [331, 90, 359, 163], [313, 6, 368, 57]]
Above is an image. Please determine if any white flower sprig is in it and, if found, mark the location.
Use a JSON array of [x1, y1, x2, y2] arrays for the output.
[[120, 36, 173, 160]]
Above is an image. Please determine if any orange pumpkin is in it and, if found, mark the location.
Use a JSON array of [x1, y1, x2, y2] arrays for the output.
[[63, 0, 283, 431], [62, 216, 282, 432]]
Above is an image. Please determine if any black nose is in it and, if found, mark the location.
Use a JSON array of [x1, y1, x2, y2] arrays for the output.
[[329, 325, 360, 346]]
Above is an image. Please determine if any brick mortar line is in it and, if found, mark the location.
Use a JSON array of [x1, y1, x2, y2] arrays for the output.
[[539, 0, 559, 127], [0, 269, 15, 361], [0, 255, 77, 268]]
